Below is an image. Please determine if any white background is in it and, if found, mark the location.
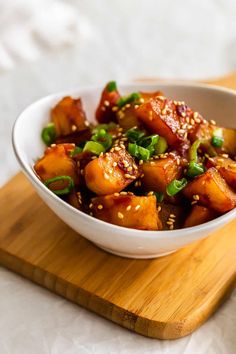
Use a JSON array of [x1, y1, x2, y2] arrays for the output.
[[0, 0, 236, 353]]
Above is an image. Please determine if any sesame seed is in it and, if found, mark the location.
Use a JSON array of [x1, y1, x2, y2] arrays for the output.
[[150, 161, 155, 165], [140, 98, 144, 103], [166, 221, 174, 225], [126, 205, 131, 211], [71, 125, 77, 132], [195, 118, 201, 124], [190, 118, 195, 125], [181, 112, 186, 118], [112, 106, 118, 112], [104, 173, 109, 179], [127, 166, 132, 172], [191, 201, 198, 205], [114, 147, 121, 151], [89, 203, 93, 209], [177, 129, 185, 134], [98, 204, 103, 210], [157, 206, 162, 212], [168, 218, 175, 223], [193, 194, 200, 201], [147, 191, 154, 196], [124, 161, 129, 167], [210, 119, 216, 125], [113, 162, 117, 167], [134, 104, 139, 109], [114, 192, 120, 197], [139, 160, 143, 165], [135, 205, 141, 210], [169, 225, 174, 230], [176, 158, 180, 166], [89, 212, 93, 216], [193, 112, 198, 119], [80, 169, 84, 175], [221, 153, 229, 158], [120, 191, 128, 195], [118, 212, 124, 219], [104, 100, 110, 107], [217, 158, 224, 162], [186, 117, 190, 123], [170, 214, 176, 218]]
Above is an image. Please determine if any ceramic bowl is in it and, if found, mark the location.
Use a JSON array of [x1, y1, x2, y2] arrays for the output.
[[12, 82, 236, 258]]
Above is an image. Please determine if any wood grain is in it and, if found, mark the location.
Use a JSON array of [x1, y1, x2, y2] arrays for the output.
[[0, 73, 236, 339]]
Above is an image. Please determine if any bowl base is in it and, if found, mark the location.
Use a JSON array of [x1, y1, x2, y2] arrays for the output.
[[94, 244, 177, 259]]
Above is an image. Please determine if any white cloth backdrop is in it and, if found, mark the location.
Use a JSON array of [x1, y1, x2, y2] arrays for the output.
[[0, 0, 235, 353]]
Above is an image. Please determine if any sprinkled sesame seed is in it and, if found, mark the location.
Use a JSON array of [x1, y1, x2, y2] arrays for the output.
[[90, 212, 93, 216], [147, 191, 154, 195], [193, 112, 198, 119], [217, 158, 224, 162], [177, 129, 185, 134], [140, 98, 144, 103], [221, 153, 229, 158], [80, 169, 84, 175], [186, 117, 190, 123], [126, 205, 131, 211], [193, 194, 200, 201], [114, 147, 121, 151], [113, 162, 117, 167], [104, 172, 109, 179], [168, 218, 175, 223], [139, 160, 143, 165], [89, 203, 93, 209], [112, 106, 118, 112], [191, 201, 198, 205], [210, 119, 216, 125], [166, 221, 174, 225], [169, 225, 174, 230], [229, 163, 236, 169], [157, 206, 162, 212], [114, 192, 120, 196], [190, 118, 195, 125], [195, 118, 201, 124], [181, 112, 186, 118], [104, 100, 110, 107], [120, 191, 128, 195], [98, 204, 103, 210], [135, 205, 141, 210], [170, 214, 176, 218], [51, 144, 56, 147], [118, 212, 124, 219]]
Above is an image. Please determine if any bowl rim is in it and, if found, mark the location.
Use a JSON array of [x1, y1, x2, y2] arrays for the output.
[[12, 81, 236, 239]]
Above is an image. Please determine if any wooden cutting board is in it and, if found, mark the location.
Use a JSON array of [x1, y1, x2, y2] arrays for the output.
[[1, 74, 236, 340]]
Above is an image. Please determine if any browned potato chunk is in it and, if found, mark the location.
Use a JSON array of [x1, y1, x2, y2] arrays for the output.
[[183, 167, 236, 213], [91, 194, 162, 230], [34, 144, 79, 191], [207, 156, 236, 190], [184, 205, 216, 228], [51, 96, 88, 137], [95, 82, 121, 123], [141, 155, 182, 193], [116, 104, 140, 131], [84, 148, 139, 195], [221, 127, 236, 156], [158, 202, 185, 230]]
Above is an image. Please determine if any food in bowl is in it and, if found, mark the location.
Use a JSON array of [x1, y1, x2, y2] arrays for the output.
[[34, 81, 236, 231]]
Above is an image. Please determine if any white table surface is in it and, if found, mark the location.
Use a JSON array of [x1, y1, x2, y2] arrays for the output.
[[0, 1, 236, 353]]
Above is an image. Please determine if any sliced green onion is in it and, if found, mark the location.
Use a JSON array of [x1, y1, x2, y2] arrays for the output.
[[128, 143, 150, 161], [44, 175, 74, 195], [107, 81, 117, 92], [154, 136, 168, 154], [41, 123, 56, 146], [92, 122, 117, 134], [117, 92, 141, 108], [83, 141, 105, 155], [186, 161, 205, 178], [166, 178, 188, 196], [189, 139, 216, 162], [139, 134, 159, 154], [70, 146, 83, 157], [154, 192, 164, 202], [211, 135, 224, 148], [92, 129, 112, 150], [126, 128, 146, 142]]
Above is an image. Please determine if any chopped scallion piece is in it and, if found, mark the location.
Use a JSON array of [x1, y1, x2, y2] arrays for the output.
[[92, 122, 117, 134], [128, 143, 150, 161], [211, 135, 224, 148], [126, 128, 145, 142], [117, 92, 141, 108], [154, 192, 164, 202], [70, 146, 83, 157], [107, 81, 117, 92], [92, 129, 112, 150], [154, 136, 168, 154], [139, 134, 159, 154], [186, 161, 205, 178], [44, 175, 74, 195], [83, 141, 105, 155], [41, 123, 56, 146], [166, 178, 188, 196]]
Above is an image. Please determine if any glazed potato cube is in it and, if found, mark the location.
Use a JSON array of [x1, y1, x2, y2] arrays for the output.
[[84, 148, 139, 195], [183, 167, 236, 213], [139, 91, 163, 102], [51, 97, 88, 137], [91, 194, 162, 230], [96, 82, 121, 123], [136, 97, 184, 146], [183, 205, 216, 228], [116, 104, 141, 131], [158, 202, 185, 230], [141, 155, 182, 193], [55, 128, 91, 145], [221, 127, 236, 156], [207, 156, 236, 190], [34, 144, 79, 191], [188, 122, 215, 143]]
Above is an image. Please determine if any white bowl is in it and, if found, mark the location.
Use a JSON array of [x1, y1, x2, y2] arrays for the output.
[[12, 82, 236, 259]]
